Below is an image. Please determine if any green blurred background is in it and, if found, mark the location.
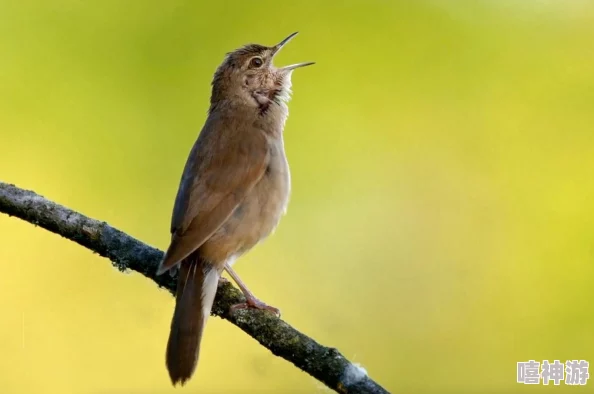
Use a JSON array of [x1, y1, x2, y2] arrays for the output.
[[1, 0, 593, 393]]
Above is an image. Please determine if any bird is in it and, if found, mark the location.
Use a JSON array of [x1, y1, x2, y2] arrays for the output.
[[156, 32, 314, 386]]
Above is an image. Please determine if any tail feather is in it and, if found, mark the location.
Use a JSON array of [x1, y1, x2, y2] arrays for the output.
[[165, 253, 220, 385]]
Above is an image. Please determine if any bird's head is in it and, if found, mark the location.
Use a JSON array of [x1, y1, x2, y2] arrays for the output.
[[210, 32, 314, 114]]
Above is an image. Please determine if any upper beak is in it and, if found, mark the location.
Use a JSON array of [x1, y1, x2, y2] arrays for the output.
[[272, 32, 315, 71]]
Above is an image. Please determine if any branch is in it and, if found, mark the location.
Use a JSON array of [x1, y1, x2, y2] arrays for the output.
[[0, 182, 389, 394]]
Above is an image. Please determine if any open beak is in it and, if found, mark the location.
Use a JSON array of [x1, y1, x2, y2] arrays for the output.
[[272, 32, 315, 71]]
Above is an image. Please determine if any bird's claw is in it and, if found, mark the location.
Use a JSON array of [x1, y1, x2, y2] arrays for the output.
[[230, 297, 281, 317]]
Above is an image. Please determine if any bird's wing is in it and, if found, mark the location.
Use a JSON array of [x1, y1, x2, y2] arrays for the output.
[[157, 119, 269, 274]]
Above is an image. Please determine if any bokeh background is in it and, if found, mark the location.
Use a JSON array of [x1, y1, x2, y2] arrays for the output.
[[1, 0, 593, 393]]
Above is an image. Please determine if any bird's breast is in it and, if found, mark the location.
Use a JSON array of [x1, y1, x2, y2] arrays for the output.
[[204, 138, 290, 262], [260, 138, 291, 219], [244, 139, 291, 242]]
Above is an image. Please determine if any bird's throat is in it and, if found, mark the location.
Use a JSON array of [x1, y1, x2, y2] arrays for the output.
[[253, 87, 289, 115]]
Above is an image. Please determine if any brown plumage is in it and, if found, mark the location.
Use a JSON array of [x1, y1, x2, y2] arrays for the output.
[[156, 32, 313, 386]]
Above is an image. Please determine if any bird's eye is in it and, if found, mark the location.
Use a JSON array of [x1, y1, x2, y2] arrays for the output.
[[250, 57, 264, 68]]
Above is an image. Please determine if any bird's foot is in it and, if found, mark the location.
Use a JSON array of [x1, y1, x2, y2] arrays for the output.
[[230, 295, 281, 317]]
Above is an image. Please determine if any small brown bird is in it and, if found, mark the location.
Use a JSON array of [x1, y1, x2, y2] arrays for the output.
[[156, 32, 313, 385]]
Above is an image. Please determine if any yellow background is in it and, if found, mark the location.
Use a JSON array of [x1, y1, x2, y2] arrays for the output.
[[1, 1, 593, 393]]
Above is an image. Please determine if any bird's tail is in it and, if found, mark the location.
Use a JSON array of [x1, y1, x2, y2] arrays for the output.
[[165, 252, 220, 385]]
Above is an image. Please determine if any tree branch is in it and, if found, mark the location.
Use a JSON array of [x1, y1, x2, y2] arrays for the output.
[[0, 181, 389, 394]]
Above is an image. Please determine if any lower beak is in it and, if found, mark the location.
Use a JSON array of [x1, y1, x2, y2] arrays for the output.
[[279, 62, 315, 71]]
